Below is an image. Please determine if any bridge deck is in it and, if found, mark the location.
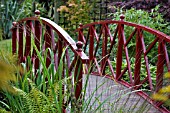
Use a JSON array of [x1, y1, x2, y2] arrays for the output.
[[83, 75, 161, 113]]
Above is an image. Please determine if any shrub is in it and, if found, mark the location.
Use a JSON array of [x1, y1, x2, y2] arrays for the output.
[[57, 0, 93, 37]]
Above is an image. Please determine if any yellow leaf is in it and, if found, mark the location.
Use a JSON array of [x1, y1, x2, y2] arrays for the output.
[[164, 72, 170, 78], [152, 93, 168, 101], [159, 85, 170, 93]]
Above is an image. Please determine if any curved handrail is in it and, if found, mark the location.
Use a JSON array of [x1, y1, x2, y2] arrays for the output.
[[11, 12, 89, 112], [12, 17, 88, 63], [76, 20, 170, 43], [75, 15, 170, 113]]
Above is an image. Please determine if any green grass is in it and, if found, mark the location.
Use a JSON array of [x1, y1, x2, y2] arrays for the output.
[[0, 39, 12, 52]]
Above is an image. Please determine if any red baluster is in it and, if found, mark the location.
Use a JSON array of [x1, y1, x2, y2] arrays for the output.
[[18, 23, 24, 63], [33, 10, 41, 75], [25, 20, 32, 57], [89, 26, 94, 62], [74, 41, 83, 100], [134, 29, 143, 86], [12, 22, 18, 55], [156, 39, 165, 92], [101, 24, 108, 75], [44, 25, 52, 68]]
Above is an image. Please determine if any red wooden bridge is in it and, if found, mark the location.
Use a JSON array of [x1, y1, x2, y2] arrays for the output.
[[11, 10, 170, 112]]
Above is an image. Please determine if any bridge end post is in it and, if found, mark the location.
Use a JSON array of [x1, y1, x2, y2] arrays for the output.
[[74, 41, 83, 110]]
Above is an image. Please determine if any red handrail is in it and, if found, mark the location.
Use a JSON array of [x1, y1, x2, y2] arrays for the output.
[[76, 14, 170, 113]]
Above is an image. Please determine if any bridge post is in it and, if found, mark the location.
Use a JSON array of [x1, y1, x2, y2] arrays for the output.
[[116, 14, 124, 80], [34, 10, 41, 75], [74, 41, 83, 109], [12, 22, 18, 55]]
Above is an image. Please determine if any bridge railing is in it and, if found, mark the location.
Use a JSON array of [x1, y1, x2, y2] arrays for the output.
[[11, 10, 89, 111], [76, 14, 170, 112]]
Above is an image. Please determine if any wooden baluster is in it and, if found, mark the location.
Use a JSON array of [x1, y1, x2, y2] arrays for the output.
[[18, 23, 24, 63], [25, 20, 32, 57], [33, 10, 41, 75], [101, 24, 108, 75], [12, 22, 18, 55], [89, 26, 94, 62], [156, 39, 165, 92], [24, 20, 32, 70], [134, 29, 143, 86], [34, 23, 41, 75], [65, 43, 70, 69], [78, 23, 85, 43], [57, 36, 65, 113], [74, 41, 83, 103], [58, 37, 63, 67], [44, 25, 52, 68], [116, 24, 123, 80]]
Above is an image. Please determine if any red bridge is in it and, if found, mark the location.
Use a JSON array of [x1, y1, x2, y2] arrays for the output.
[[11, 10, 170, 113]]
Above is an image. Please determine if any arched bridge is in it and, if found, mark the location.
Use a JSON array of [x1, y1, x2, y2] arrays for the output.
[[11, 10, 170, 113]]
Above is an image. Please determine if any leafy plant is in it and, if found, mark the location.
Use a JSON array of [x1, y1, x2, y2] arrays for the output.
[[0, 0, 45, 40], [57, 0, 93, 37], [0, 0, 20, 39]]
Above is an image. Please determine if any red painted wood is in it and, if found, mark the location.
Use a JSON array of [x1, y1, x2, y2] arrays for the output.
[[75, 14, 170, 112], [18, 24, 24, 63], [107, 59, 116, 78], [25, 20, 32, 57], [74, 58, 82, 100], [12, 22, 17, 55], [65, 44, 70, 69], [116, 24, 123, 80], [34, 20, 41, 74], [140, 31, 153, 90], [134, 29, 143, 86], [93, 26, 100, 58], [89, 26, 94, 62], [163, 42, 170, 71], [74, 41, 83, 100], [121, 24, 133, 84], [78, 23, 85, 43], [11, 14, 89, 113], [108, 25, 118, 54], [58, 37, 63, 67], [12, 13, 170, 112], [44, 25, 52, 67], [94, 58, 101, 75], [156, 39, 165, 92], [101, 24, 108, 75]]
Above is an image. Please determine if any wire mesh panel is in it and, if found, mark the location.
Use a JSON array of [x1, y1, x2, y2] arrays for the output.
[[58, 0, 111, 33]]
